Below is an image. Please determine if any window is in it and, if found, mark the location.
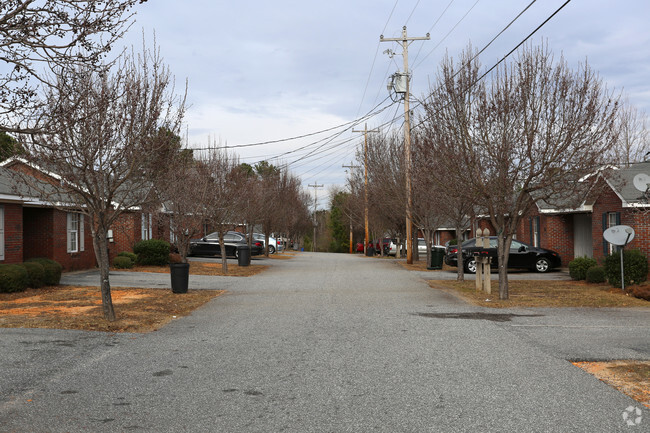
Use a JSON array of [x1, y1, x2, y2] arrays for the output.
[[530, 216, 540, 247], [602, 211, 621, 255], [141, 213, 152, 240], [67, 212, 85, 253], [0, 205, 4, 260]]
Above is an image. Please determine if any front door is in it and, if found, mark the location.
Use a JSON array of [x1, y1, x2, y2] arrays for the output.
[[573, 214, 593, 258]]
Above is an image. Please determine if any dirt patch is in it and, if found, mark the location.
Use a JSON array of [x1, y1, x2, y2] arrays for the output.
[[0, 285, 223, 333], [573, 361, 650, 408], [428, 280, 650, 308]]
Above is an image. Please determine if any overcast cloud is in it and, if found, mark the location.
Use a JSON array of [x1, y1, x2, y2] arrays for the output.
[[120, 0, 650, 207]]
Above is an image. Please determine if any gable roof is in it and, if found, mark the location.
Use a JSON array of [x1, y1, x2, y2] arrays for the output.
[[604, 160, 650, 207]]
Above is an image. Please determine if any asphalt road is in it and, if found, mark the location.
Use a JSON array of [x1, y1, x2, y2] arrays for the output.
[[0, 253, 648, 432]]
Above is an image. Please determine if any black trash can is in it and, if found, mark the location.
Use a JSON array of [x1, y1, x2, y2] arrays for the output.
[[366, 246, 375, 256], [428, 246, 445, 270], [170, 263, 190, 293], [238, 245, 250, 266]]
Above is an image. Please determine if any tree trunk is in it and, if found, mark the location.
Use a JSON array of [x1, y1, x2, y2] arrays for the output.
[[93, 230, 116, 321], [455, 227, 465, 281], [218, 231, 228, 274], [496, 234, 513, 300]]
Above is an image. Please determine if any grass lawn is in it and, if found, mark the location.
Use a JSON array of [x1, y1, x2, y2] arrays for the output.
[[0, 254, 297, 333], [429, 279, 650, 308]]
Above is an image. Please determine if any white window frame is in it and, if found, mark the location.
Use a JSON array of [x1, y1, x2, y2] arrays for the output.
[[607, 212, 618, 254], [66, 212, 85, 253], [141, 213, 153, 240]]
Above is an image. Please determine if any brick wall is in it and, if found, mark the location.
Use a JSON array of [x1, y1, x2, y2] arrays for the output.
[[23, 207, 96, 271], [3, 204, 23, 264], [518, 207, 574, 267], [591, 184, 625, 262]]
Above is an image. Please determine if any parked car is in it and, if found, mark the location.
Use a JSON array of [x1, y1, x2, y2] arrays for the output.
[[444, 236, 561, 273], [189, 231, 264, 258], [372, 238, 398, 255], [418, 238, 427, 255], [253, 233, 278, 254]]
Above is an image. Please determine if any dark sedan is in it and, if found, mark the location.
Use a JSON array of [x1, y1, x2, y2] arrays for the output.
[[444, 237, 561, 273], [189, 231, 264, 258]]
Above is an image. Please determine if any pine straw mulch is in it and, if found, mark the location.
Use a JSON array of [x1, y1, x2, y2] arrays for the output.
[[573, 361, 650, 408], [427, 279, 650, 308], [0, 285, 223, 333], [121, 261, 269, 277]]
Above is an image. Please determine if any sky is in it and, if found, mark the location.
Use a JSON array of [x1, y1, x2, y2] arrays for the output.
[[119, 0, 650, 208]]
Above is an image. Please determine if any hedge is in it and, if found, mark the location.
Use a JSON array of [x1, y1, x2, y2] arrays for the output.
[[20, 261, 46, 288], [0, 264, 29, 293], [113, 256, 134, 269], [604, 249, 648, 288], [585, 266, 606, 284], [117, 251, 137, 263], [25, 258, 62, 285], [133, 239, 170, 266], [569, 256, 598, 281]]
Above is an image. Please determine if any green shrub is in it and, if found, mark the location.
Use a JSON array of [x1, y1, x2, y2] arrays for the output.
[[113, 256, 134, 269], [133, 239, 170, 266], [20, 261, 45, 288], [117, 251, 137, 263], [25, 258, 62, 285], [585, 265, 606, 284], [569, 256, 598, 280], [0, 264, 29, 293], [604, 249, 648, 288]]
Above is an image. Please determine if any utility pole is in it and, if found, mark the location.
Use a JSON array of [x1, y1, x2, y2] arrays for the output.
[[342, 162, 361, 254], [308, 182, 323, 252], [352, 123, 379, 256], [381, 26, 429, 264]]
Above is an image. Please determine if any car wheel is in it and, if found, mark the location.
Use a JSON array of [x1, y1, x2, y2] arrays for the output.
[[464, 258, 477, 274], [269, 245, 275, 254], [535, 257, 550, 273], [233, 248, 239, 259]]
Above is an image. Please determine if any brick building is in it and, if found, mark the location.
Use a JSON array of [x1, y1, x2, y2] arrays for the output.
[[0, 161, 159, 271], [516, 161, 650, 271]]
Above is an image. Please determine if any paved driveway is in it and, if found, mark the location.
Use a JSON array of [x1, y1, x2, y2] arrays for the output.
[[0, 253, 647, 432]]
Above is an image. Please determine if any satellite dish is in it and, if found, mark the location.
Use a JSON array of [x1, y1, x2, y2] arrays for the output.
[[603, 225, 635, 246], [633, 173, 650, 192]]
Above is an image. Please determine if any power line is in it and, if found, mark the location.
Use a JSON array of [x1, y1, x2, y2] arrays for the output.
[[412, 0, 482, 69]]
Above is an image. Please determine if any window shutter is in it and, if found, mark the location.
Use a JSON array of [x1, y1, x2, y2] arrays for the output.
[[67, 213, 72, 253], [529, 218, 533, 245], [616, 212, 621, 225], [602, 213, 608, 255], [80, 214, 85, 252], [0, 206, 5, 261], [535, 216, 541, 247]]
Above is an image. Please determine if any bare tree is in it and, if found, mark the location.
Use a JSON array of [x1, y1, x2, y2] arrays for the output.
[[201, 147, 243, 274], [155, 148, 212, 262], [1, 0, 145, 134], [424, 44, 620, 299], [608, 100, 650, 166], [16, 47, 185, 321]]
